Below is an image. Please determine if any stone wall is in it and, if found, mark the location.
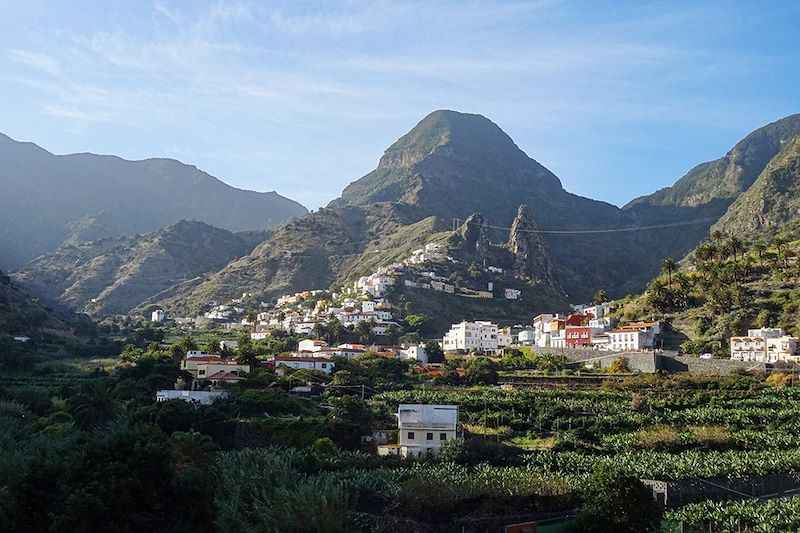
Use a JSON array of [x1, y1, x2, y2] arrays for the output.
[[658, 355, 767, 375], [533, 348, 768, 375]]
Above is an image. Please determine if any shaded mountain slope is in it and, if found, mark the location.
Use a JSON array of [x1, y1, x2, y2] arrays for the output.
[[12, 220, 258, 316], [0, 133, 307, 269]]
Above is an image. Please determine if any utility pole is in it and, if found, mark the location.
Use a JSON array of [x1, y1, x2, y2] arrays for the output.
[[361, 384, 365, 400]]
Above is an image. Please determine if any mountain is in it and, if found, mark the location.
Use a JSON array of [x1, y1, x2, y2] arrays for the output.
[[627, 114, 800, 210], [36, 110, 800, 319], [165, 111, 639, 313], [712, 132, 800, 239], [0, 133, 307, 269], [158, 203, 438, 314], [12, 220, 260, 316]]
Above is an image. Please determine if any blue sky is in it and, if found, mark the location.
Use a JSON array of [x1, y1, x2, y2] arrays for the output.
[[1, 1, 799, 210]]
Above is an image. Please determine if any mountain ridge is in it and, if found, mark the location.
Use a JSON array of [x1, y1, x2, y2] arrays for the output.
[[0, 133, 307, 269]]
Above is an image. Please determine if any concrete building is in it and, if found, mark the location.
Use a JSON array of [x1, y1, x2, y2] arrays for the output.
[[442, 321, 501, 353], [731, 328, 799, 363], [269, 356, 335, 375], [378, 404, 459, 458], [155, 390, 228, 405], [400, 344, 428, 363], [151, 309, 166, 323], [298, 339, 329, 353]]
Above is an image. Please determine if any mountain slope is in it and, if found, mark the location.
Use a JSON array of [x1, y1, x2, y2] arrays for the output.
[[158, 203, 436, 313], [0, 133, 307, 269], [161, 111, 800, 314], [712, 132, 800, 239], [12, 220, 258, 316], [626, 114, 800, 210]]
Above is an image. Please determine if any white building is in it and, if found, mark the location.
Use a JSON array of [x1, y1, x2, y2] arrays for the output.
[[400, 344, 428, 363], [13, 335, 30, 343], [767, 335, 799, 363], [517, 329, 536, 346], [156, 390, 228, 405], [608, 330, 647, 351], [378, 404, 459, 458], [731, 328, 799, 363], [442, 321, 500, 353], [298, 339, 329, 353], [151, 309, 166, 323], [270, 356, 335, 375]]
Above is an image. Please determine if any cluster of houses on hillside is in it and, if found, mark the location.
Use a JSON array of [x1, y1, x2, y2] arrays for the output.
[[730, 328, 799, 363], [250, 295, 399, 339], [441, 302, 662, 354]]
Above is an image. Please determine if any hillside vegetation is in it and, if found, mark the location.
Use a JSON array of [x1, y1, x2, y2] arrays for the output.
[[617, 223, 800, 354], [13, 221, 260, 316]]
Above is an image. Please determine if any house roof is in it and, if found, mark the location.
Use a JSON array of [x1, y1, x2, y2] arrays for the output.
[[185, 356, 225, 362], [273, 356, 333, 363]]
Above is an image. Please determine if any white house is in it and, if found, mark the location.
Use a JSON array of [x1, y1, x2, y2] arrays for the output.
[[156, 390, 228, 405], [298, 339, 329, 353], [151, 309, 166, 323], [12, 335, 30, 343], [517, 329, 535, 346], [270, 356, 335, 375], [731, 328, 799, 363], [442, 321, 501, 353], [766, 335, 799, 363], [608, 330, 647, 351], [378, 404, 459, 458], [400, 344, 428, 363]]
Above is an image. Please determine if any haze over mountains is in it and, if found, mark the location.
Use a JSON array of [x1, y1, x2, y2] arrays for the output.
[[6, 110, 800, 319], [0, 133, 307, 269]]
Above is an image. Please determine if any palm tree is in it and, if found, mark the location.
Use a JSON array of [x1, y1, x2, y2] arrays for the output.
[[773, 235, 790, 268], [592, 289, 607, 305], [727, 236, 744, 262], [70, 383, 120, 430], [711, 229, 724, 244], [753, 241, 767, 267], [661, 257, 677, 285]]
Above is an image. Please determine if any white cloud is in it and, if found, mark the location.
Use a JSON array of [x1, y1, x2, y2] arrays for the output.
[[9, 49, 60, 76]]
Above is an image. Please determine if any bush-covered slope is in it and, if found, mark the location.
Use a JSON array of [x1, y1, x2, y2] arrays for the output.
[[12, 220, 258, 316]]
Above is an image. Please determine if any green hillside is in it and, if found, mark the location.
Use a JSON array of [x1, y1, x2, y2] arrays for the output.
[[616, 224, 800, 354]]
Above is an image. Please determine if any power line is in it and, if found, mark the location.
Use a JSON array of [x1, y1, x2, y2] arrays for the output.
[[467, 217, 718, 235]]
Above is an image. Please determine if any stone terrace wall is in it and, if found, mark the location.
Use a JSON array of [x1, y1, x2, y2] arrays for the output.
[[658, 355, 767, 375]]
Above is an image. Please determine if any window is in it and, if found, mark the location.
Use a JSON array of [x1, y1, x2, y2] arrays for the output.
[[426, 432, 433, 441], [407, 432, 415, 440], [321, 363, 327, 368], [440, 433, 447, 441]]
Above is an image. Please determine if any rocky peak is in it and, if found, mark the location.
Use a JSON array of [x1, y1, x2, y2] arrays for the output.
[[507, 204, 557, 284], [457, 213, 490, 261]]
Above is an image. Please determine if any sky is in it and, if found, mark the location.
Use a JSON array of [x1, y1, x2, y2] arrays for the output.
[[1, 1, 799, 210]]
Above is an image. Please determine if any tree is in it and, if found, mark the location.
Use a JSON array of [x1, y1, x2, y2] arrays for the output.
[[727, 235, 744, 262], [711, 229, 724, 244], [464, 357, 499, 385], [325, 395, 374, 450], [575, 466, 662, 532], [592, 289, 607, 305], [753, 241, 768, 266], [403, 314, 434, 337], [425, 341, 445, 363], [661, 257, 677, 285]]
